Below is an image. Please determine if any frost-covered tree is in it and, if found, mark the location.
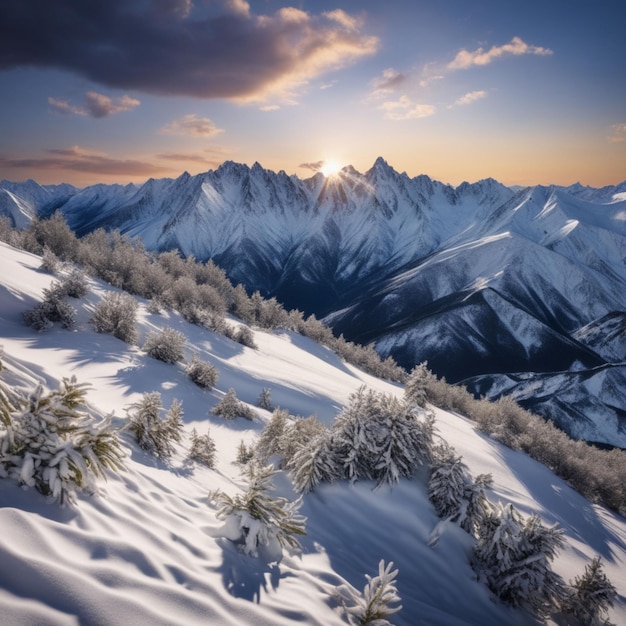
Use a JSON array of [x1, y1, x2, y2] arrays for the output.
[[91, 291, 139, 344], [404, 362, 436, 408], [0, 377, 124, 505], [236, 440, 255, 465], [40, 247, 61, 274], [61, 268, 89, 299], [280, 415, 327, 467], [210, 464, 307, 558], [211, 388, 255, 421], [255, 408, 289, 463], [288, 430, 338, 494], [126, 392, 184, 459], [234, 325, 257, 348], [143, 326, 186, 363], [428, 443, 493, 535], [186, 354, 219, 389], [187, 428, 216, 468], [331, 387, 435, 488], [562, 556, 616, 626], [257, 388, 273, 411], [23, 280, 76, 331], [474, 502, 565, 617], [341, 560, 403, 626]]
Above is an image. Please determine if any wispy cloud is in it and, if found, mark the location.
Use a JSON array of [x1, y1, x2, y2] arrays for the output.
[[608, 123, 626, 143], [299, 160, 325, 173], [48, 92, 140, 118], [160, 115, 224, 138], [450, 90, 488, 107], [369, 68, 408, 99], [379, 96, 435, 121], [448, 37, 552, 70], [1, 1, 378, 103], [0, 146, 169, 176], [155, 150, 226, 167]]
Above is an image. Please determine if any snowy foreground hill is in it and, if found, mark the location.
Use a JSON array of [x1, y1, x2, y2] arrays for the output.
[[0, 241, 625, 626]]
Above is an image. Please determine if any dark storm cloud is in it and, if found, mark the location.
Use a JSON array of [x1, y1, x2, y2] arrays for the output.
[[0, 0, 378, 101]]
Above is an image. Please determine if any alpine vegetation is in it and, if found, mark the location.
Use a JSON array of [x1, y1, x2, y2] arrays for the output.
[[187, 428, 216, 468], [23, 280, 77, 331], [211, 388, 256, 421], [0, 376, 124, 505], [562, 557, 617, 626], [340, 560, 403, 626], [474, 502, 565, 617], [126, 392, 184, 459], [209, 464, 307, 558], [91, 291, 139, 344], [186, 354, 219, 389], [428, 442, 493, 535], [143, 326, 186, 363]]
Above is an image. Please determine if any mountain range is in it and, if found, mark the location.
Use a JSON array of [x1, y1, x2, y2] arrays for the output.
[[1, 159, 625, 447]]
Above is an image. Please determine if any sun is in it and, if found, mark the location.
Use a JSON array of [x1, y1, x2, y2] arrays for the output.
[[320, 159, 342, 177]]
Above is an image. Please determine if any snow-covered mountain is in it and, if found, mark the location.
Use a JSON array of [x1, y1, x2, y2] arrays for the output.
[[1, 241, 625, 626], [1, 161, 625, 446]]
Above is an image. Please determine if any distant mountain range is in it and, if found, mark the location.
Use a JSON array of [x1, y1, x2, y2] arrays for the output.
[[2, 159, 626, 446]]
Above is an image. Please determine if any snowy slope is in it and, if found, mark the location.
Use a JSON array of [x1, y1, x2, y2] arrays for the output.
[[1, 163, 626, 445], [1, 241, 626, 626]]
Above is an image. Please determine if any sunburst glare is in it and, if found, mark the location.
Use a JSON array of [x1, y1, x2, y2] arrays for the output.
[[320, 160, 342, 177]]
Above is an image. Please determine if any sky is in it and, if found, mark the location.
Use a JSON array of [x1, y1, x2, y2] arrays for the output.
[[0, 0, 624, 188]]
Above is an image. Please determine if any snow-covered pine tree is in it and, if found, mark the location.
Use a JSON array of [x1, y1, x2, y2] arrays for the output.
[[342, 560, 403, 626], [331, 387, 385, 482], [428, 443, 493, 535], [374, 396, 435, 489], [474, 502, 565, 617], [164, 398, 184, 444], [211, 388, 255, 421], [126, 392, 183, 459], [257, 387, 273, 411], [236, 440, 255, 465], [280, 414, 327, 467], [0, 376, 125, 504], [404, 362, 434, 408], [331, 386, 435, 487], [254, 408, 288, 462], [187, 428, 216, 468], [209, 464, 306, 558], [562, 556, 617, 626], [288, 430, 338, 494]]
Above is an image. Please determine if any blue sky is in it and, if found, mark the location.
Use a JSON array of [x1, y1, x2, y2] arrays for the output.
[[0, 0, 624, 187]]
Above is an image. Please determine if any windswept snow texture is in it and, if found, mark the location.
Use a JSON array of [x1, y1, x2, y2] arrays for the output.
[[2, 162, 626, 445], [1, 241, 626, 626]]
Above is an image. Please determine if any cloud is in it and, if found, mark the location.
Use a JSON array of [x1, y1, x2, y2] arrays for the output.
[[299, 160, 325, 173], [0, 146, 169, 176], [155, 151, 222, 165], [259, 105, 280, 112], [379, 96, 435, 121], [0, 1, 378, 103], [48, 92, 140, 118], [161, 114, 224, 137], [608, 123, 626, 143], [369, 68, 408, 99], [447, 37, 552, 70], [450, 90, 487, 107]]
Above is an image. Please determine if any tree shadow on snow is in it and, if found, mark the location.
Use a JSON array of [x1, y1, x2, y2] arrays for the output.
[[215, 537, 293, 603]]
